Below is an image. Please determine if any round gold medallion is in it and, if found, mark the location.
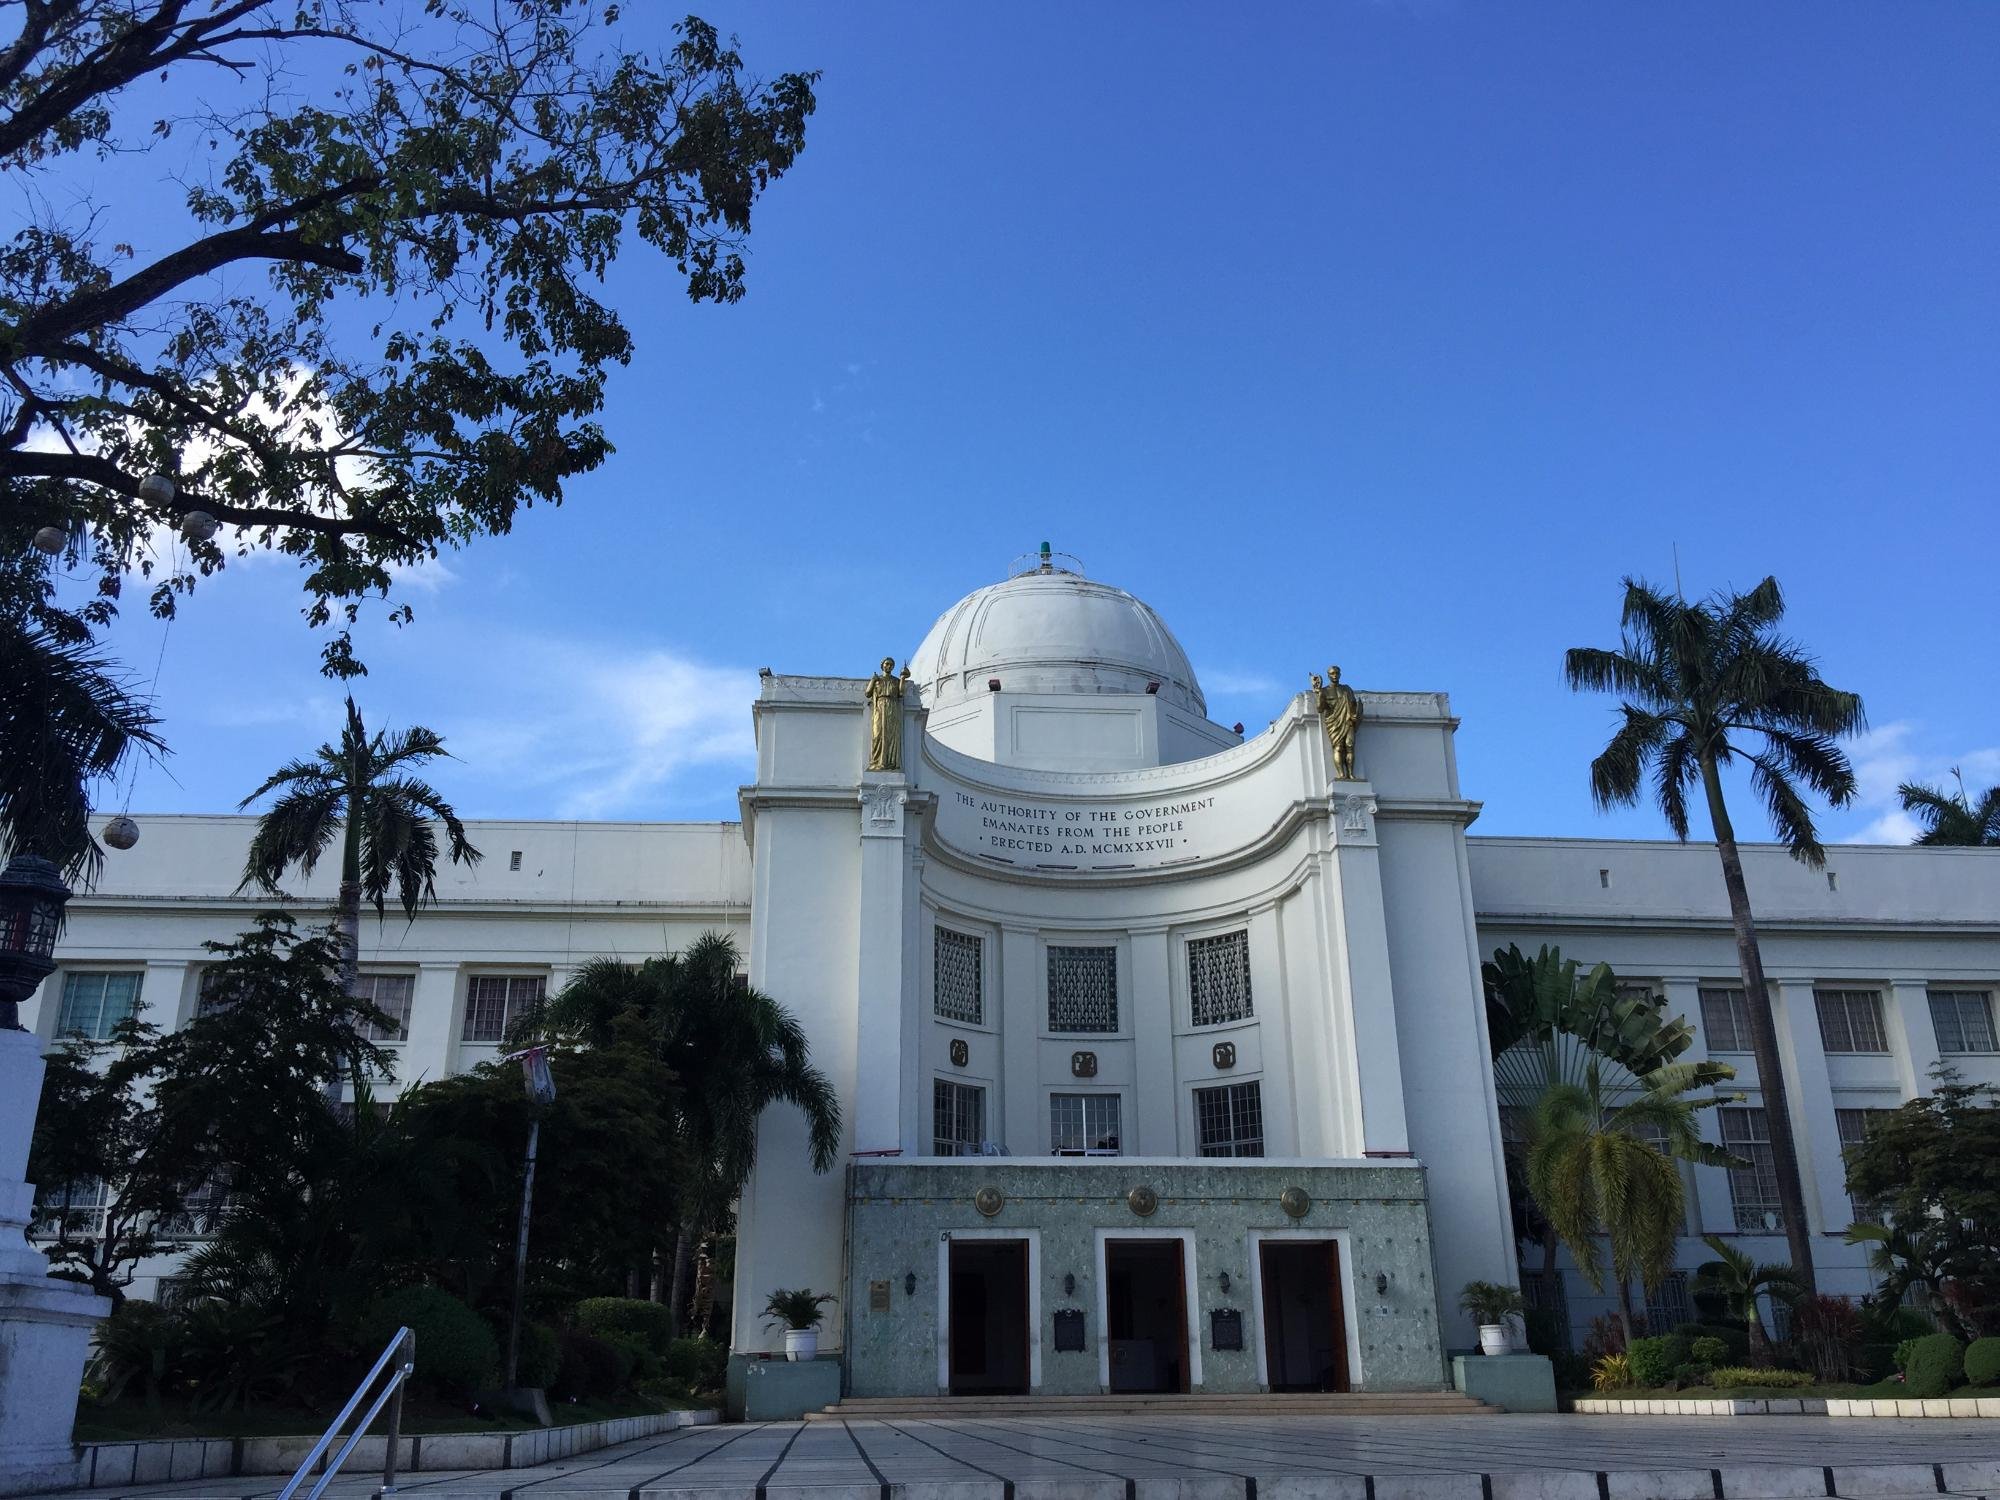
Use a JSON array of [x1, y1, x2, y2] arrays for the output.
[[974, 1185, 1005, 1217], [1280, 1186, 1311, 1219], [1127, 1185, 1158, 1217]]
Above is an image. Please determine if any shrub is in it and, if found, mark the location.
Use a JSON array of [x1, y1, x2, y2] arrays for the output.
[[1904, 1333, 1966, 1398], [574, 1296, 676, 1355], [1894, 1335, 1925, 1375], [1551, 1351, 1594, 1392], [1791, 1294, 1865, 1384], [1708, 1367, 1815, 1389], [1626, 1333, 1690, 1388], [89, 1301, 186, 1407], [516, 1322, 561, 1390], [356, 1287, 497, 1395], [1965, 1337, 2000, 1388], [1582, 1313, 1627, 1359], [552, 1331, 622, 1400], [605, 1331, 657, 1383], [667, 1337, 728, 1391], [1590, 1352, 1632, 1392], [1689, 1336, 1728, 1367], [1674, 1322, 1750, 1364], [1673, 1363, 1714, 1388], [181, 1301, 307, 1413], [1856, 1341, 1899, 1383]]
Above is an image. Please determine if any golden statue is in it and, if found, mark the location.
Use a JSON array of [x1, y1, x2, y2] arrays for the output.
[[865, 657, 912, 772], [1312, 664, 1362, 781]]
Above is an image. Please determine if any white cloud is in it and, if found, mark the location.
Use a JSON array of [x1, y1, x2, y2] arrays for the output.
[[384, 555, 458, 593], [1199, 667, 1286, 699], [1840, 721, 2000, 844]]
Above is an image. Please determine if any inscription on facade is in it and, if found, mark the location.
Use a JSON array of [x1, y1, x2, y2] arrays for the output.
[[941, 788, 1223, 869]]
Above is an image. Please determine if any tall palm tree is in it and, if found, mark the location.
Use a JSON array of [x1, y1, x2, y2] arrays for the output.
[[525, 932, 840, 1335], [1566, 577, 1864, 1292], [1525, 1059, 1739, 1343], [1692, 1234, 1802, 1363], [238, 697, 479, 993], [1897, 771, 2000, 847]]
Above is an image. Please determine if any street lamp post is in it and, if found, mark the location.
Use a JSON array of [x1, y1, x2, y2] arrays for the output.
[[0, 851, 112, 1491], [499, 1045, 556, 1423]]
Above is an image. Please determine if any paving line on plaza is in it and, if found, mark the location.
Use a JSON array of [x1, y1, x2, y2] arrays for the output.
[[623, 1421, 772, 1497], [837, 1418, 893, 1498], [923, 1414, 1256, 1493], [494, 1426, 724, 1498], [748, 1422, 806, 1499], [876, 1417, 1080, 1497]]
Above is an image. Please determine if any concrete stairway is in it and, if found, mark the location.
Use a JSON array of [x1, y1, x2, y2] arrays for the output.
[[807, 1390, 1496, 1420]]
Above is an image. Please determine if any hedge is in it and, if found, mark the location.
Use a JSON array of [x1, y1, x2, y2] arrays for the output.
[[1707, 1367, 1814, 1389], [574, 1297, 675, 1355], [1966, 1337, 2000, 1389], [1904, 1333, 1965, 1398], [1627, 1333, 1690, 1388], [355, 1287, 497, 1394]]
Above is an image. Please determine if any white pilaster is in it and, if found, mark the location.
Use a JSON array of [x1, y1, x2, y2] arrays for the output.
[[1662, 976, 1733, 1239], [853, 776, 909, 1155], [1129, 928, 1176, 1154], [1769, 978, 1846, 1235], [999, 927, 1039, 1154], [1323, 789, 1410, 1154], [1889, 979, 1942, 1100]]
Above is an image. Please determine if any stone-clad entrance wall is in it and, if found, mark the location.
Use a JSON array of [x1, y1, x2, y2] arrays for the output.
[[843, 1159, 1444, 1397]]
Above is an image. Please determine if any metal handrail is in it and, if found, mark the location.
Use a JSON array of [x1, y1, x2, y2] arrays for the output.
[[276, 1325, 416, 1500]]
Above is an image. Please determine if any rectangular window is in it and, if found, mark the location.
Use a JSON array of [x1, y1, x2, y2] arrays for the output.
[[1188, 930, 1253, 1027], [157, 1176, 228, 1240], [1928, 990, 1998, 1054], [934, 927, 984, 1025], [1050, 1093, 1121, 1155], [353, 973, 415, 1043], [54, 971, 142, 1039], [1815, 989, 1888, 1054], [1194, 1081, 1264, 1157], [933, 1079, 986, 1156], [462, 975, 546, 1043], [31, 1177, 107, 1237], [1699, 986, 1753, 1053], [1047, 945, 1117, 1033], [1719, 1106, 1783, 1232], [1836, 1107, 1894, 1223], [1644, 1271, 1692, 1332]]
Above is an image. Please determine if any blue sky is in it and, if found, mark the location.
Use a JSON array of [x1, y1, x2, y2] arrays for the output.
[[69, 1, 2000, 846]]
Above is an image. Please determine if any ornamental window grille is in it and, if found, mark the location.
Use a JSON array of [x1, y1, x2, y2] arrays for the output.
[[1720, 1106, 1784, 1232], [1188, 931, 1253, 1027], [1815, 989, 1888, 1054], [463, 974, 546, 1043], [1521, 1270, 1571, 1351], [934, 927, 984, 1025], [1836, 1107, 1895, 1224], [156, 1176, 229, 1240], [1050, 1093, 1121, 1154], [1047, 945, 1117, 1033], [1644, 1271, 1692, 1332], [1928, 990, 1998, 1054], [1699, 986, 1753, 1053], [353, 972, 415, 1043], [933, 1079, 986, 1156], [31, 1177, 107, 1237], [1194, 1081, 1264, 1157], [54, 971, 141, 1039]]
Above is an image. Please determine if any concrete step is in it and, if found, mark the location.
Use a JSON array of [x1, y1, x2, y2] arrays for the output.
[[808, 1390, 1497, 1420]]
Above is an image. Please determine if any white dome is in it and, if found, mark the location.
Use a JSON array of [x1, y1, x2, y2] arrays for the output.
[[909, 562, 1205, 715]]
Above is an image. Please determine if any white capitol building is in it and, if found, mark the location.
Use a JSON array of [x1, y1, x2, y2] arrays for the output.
[[27, 555, 2000, 1413]]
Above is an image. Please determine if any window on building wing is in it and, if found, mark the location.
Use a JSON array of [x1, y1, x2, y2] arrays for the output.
[[54, 971, 142, 1039], [933, 1079, 986, 1156], [1836, 1106, 1895, 1225], [1050, 1093, 1121, 1155], [352, 972, 415, 1043], [1188, 930, 1253, 1027], [462, 974, 546, 1043], [1699, 986, 1753, 1053], [1719, 1106, 1783, 1232], [1928, 990, 1998, 1054], [1815, 989, 1888, 1054], [1194, 1081, 1264, 1157], [1047, 945, 1117, 1033], [934, 927, 984, 1026]]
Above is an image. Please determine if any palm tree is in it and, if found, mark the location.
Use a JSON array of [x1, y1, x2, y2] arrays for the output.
[[1692, 1234, 1802, 1363], [1566, 577, 1864, 1292], [525, 932, 840, 1335], [1897, 771, 2000, 847], [238, 697, 479, 993], [1525, 1059, 1739, 1343]]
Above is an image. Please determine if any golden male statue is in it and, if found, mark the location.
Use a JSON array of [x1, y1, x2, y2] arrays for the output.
[[865, 657, 913, 772], [1312, 664, 1362, 781]]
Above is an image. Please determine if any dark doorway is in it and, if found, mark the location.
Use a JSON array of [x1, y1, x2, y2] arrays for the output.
[[1104, 1238, 1190, 1393], [948, 1239, 1030, 1395], [1258, 1240, 1348, 1391]]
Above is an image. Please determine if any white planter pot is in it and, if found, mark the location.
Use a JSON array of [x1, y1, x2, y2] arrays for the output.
[[1478, 1322, 1515, 1356], [784, 1327, 818, 1362]]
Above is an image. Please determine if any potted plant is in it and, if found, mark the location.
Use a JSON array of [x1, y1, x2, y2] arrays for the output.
[[1460, 1280, 1527, 1356], [763, 1288, 837, 1361]]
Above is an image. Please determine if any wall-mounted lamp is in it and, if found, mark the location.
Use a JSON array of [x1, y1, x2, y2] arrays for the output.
[[988, 677, 1002, 692], [1145, 681, 1161, 695], [1218, 1271, 1232, 1294], [904, 1271, 917, 1297], [1063, 1273, 1076, 1297], [1375, 1272, 1390, 1296]]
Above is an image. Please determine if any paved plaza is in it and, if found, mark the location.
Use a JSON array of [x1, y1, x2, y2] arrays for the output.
[[21, 1413, 2000, 1500]]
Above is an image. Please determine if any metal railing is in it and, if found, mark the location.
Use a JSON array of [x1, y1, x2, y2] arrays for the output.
[[276, 1325, 416, 1500]]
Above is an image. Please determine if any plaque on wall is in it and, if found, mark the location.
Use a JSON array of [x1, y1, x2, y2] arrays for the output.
[[1052, 1309, 1087, 1352], [1211, 1041, 1236, 1070], [1071, 1050, 1098, 1078], [1210, 1308, 1244, 1351], [950, 1037, 969, 1067], [869, 1279, 891, 1312]]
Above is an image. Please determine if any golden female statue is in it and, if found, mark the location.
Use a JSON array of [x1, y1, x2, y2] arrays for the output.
[[865, 657, 912, 772], [1312, 664, 1362, 781]]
